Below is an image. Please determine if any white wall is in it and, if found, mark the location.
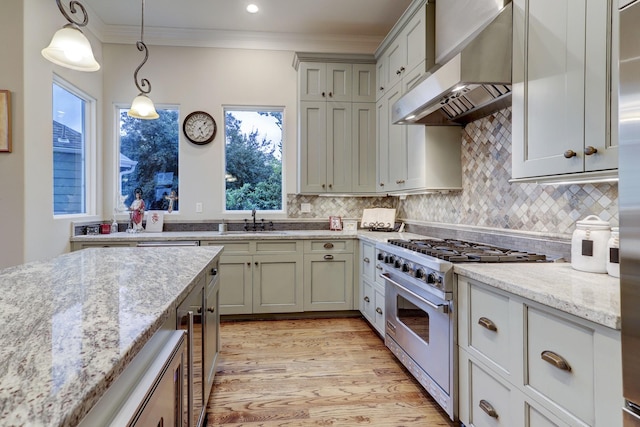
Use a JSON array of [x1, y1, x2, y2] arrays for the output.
[[0, 0, 25, 268], [16, 0, 103, 265], [102, 44, 298, 221]]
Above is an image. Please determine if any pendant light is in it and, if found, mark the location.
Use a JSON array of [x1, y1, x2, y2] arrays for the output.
[[42, 0, 100, 72], [127, 0, 159, 120]]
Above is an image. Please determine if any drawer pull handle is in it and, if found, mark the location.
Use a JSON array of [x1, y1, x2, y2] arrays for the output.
[[363, 257, 370, 263], [584, 146, 598, 155], [564, 149, 577, 158], [324, 254, 334, 260], [376, 307, 383, 314], [324, 243, 334, 249], [479, 399, 498, 418], [478, 317, 497, 332], [364, 296, 370, 302], [541, 350, 572, 372], [376, 264, 383, 270]]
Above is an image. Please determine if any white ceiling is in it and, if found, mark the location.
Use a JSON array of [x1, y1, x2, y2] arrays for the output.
[[81, 0, 414, 53]]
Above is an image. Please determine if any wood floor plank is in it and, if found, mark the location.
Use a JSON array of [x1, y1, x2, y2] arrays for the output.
[[206, 317, 456, 426]]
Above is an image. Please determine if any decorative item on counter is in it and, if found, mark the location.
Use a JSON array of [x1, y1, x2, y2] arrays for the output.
[[607, 227, 620, 278], [329, 216, 343, 231], [111, 218, 118, 233], [570, 215, 611, 273], [361, 208, 396, 231], [86, 225, 99, 235], [145, 211, 164, 232], [100, 223, 111, 234], [164, 190, 178, 213], [218, 220, 227, 233], [128, 187, 146, 232], [343, 220, 358, 233]]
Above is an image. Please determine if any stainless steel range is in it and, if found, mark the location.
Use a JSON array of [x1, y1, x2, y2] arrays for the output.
[[377, 237, 548, 421]]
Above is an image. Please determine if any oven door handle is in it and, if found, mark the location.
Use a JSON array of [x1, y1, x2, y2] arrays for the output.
[[380, 273, 449, 314]]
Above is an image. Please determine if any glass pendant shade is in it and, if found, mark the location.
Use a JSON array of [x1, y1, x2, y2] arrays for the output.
[[41, 24, 100, 72], [128, 94, 159, 119]]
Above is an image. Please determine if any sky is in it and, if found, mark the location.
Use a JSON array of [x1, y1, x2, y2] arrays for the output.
[[229, 110, 282, 159]]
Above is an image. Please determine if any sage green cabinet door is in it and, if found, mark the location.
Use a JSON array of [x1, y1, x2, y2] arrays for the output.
[[303, 253, 354, 311], [327, 102, 353, 193], [352, 64, 376, 103], [253, 254, 303, 313], [351, 103, 377, 193], [299, 101, 328, 193], [218, 255, 253, 315], [512, 0, 616, 180]]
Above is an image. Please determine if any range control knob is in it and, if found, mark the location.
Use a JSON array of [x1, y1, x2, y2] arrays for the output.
[[426, 273, 441, 285], [377, 253, 384, 261], [394, 259, 402, 269], [402, 263, 410, 272], [386, 255, 395, 264], [415, 268, 425, 280]]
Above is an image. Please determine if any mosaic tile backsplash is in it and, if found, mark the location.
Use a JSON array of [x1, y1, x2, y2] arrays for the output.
[[288, 107, 618, 238], [397, 108, 619, 237]]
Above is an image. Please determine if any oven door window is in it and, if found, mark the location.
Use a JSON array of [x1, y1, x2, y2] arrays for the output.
[[396, 294, 429, 343]]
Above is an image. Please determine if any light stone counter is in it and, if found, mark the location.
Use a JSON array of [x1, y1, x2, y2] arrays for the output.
[[0, 246, 222, 426], [454, 263, 620, 329]]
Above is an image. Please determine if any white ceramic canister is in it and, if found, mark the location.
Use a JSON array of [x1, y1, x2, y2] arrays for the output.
[[606, 227, 620, 278], [571, 215, 611, 273]]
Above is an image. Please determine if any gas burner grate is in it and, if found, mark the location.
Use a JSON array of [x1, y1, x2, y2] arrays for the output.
[[388, 238, 548, 263]]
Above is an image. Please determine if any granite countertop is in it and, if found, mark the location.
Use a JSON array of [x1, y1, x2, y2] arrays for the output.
[[70, 229, 362, 242], [454, 263, 620, 330], [0, 246, 223, 426]]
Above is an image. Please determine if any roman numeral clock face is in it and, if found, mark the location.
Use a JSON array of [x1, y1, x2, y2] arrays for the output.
[[183, 111, 217, 145]]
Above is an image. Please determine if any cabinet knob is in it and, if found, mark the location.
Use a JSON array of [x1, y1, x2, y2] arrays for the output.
[[479, 400, 498, 418], [396, 69, 402, 75], [324, 242, 334, 249], [322, 91, 326, 97], [364, 296, 370, 302], [541, 350, 572, 372], [395, 179, 405, 184], [563, 149, 577, 158], [328, 91, 333, 98], [379, 182, 385, 187], [255, 261, 259, 266], [376, 264, 383, 270], [210, 268, 217, 276], [324, 254, 334, 260], [584, 146, 598, 155], [246, 262, 251, 267], [376, 307, 383, 314], [379, 86, 384, 91], [363, 257, 370, 263], [207, 307, 215, 313], [322, 184, 326, 189], [478, 316, 497, 332], [400, 66, 405, 72], [328, 184, 333, 189]]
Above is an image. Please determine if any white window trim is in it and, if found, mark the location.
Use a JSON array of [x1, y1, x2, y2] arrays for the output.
[[222, 105, 287, 216], [52, 74, 98, 219]]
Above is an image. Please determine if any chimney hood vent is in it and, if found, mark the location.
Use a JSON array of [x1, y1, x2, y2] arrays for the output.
[[392, 2, 512, 126]]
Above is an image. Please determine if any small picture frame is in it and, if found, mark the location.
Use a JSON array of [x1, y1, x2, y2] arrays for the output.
[[329, 216, 342, 231], [145, 211, 165, 232], [0, 90, 12, 153]]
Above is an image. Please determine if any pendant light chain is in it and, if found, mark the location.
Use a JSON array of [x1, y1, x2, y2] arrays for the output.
[[55, 0, 89, 27]]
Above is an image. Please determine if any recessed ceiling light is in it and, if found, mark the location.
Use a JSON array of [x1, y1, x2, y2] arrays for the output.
[[246, 4, 259, 13]]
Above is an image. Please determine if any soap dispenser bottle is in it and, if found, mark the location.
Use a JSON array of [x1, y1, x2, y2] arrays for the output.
[[111, 218, 118, 233]]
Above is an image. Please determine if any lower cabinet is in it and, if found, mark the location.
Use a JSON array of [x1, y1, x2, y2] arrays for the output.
[[359, 240, 385, 335], [204, 240, 304, 315], [457, 275, 623, 427], [303, 239, 354, 311]]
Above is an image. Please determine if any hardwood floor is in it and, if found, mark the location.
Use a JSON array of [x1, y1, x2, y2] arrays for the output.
[[206, 317, 456, 426]]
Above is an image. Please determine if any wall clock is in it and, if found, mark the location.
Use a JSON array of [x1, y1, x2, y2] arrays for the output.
[[183, 111, 216, 145]]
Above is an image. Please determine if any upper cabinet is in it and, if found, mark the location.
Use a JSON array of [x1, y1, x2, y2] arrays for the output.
[[512, 0, 618, 182], [375, 0, 462, 194], [294, 53, 377, 194]]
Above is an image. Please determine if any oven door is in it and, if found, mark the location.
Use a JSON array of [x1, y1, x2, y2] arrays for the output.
[[383, 272, 452, 394]]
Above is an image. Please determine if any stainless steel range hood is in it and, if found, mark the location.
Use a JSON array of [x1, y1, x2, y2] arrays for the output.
[[392, 2, 512, 126]]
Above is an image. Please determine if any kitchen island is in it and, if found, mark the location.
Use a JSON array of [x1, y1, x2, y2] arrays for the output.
[[0, 246, 222, 426]]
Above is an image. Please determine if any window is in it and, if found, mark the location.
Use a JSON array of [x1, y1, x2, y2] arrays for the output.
[[52, 79, 94, 215], [224, 108, 283, 211], [118, 108, 179, 213]]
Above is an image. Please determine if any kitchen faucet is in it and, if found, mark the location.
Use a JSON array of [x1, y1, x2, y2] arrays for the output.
[[244, 208, 262, 231]]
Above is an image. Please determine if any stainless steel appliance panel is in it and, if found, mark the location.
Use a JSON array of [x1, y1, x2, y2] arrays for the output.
[[620, 0, 640, 424]]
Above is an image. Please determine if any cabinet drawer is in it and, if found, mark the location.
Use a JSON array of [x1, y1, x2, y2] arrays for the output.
[[360, 241, 375, 282], [304, 239, 354, 253], [209, 241, 251, 254], [468, 284, 512, 374], [526, 306, 594, 425], [465, 353, 514, 427], [255, 240, 300, 253]]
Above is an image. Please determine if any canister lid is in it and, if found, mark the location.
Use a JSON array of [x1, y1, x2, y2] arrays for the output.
[[575, 215, 611, 230]]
